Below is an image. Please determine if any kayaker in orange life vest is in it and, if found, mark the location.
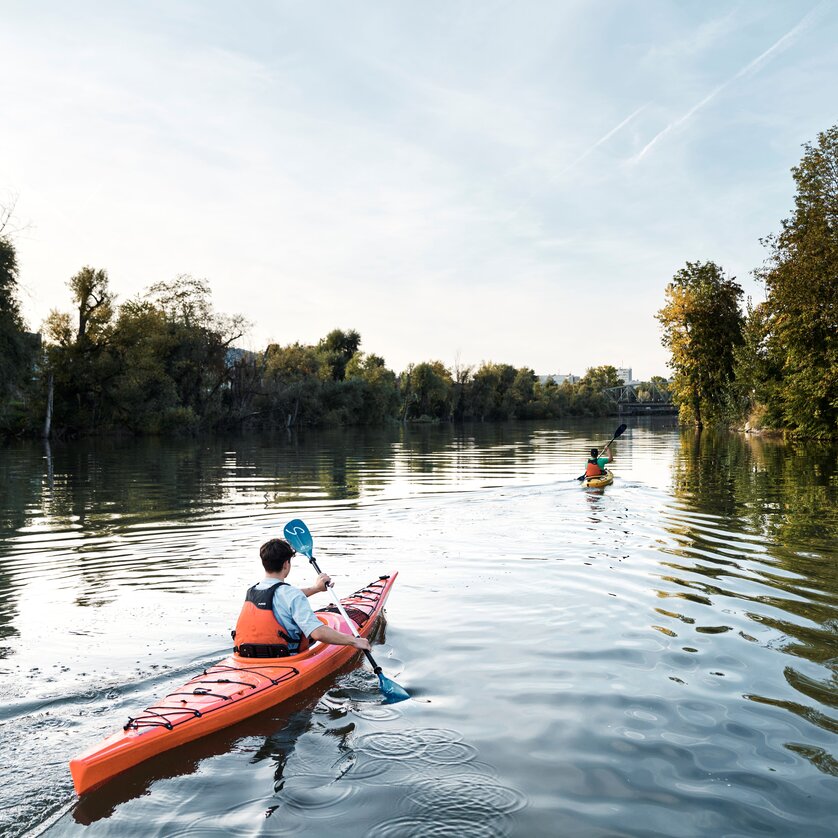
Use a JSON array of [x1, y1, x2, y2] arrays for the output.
[[585, 445, 612, 478], [233, 538, 371, 657]]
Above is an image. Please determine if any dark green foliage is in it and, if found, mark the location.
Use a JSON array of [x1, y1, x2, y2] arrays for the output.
[[33, 272, 249, 436], [318, 329, 361, 381], [754, 126, 838, 437], [0, 234, 34, 427], [0, 253, 648, 434], [401, 362, 454, 421], [345, 353, 400, 424], [580, 365, 624, 390], [41, 267, 118, 433], [465, 363, 519, 421], [659, 124, 838, 437], [657, 261, 744, 428]]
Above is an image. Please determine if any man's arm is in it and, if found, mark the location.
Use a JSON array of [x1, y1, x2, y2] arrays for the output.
[[310, 624, 370, 650], [300, 572, 331, 598], [284, 586, 371, 651]]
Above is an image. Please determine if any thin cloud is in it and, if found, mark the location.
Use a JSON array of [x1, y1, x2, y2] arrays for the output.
[[631, 3, 825, 163], [645, 8, 740, 61], [556, 104, 648, 177]]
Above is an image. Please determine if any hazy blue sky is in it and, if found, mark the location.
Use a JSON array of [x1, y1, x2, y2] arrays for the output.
[[2, 1, 836, 378]]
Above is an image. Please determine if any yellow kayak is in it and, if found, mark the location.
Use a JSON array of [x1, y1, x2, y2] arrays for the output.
[[584, 470, 613, 488]]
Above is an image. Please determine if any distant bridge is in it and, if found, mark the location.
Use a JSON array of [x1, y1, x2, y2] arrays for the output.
[[602, 383, 677, 416]]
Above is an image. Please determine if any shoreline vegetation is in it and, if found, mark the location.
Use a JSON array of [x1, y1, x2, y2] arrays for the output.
[[0, 256, 648, 437], [2, 125, 835, 441], [657, 125, 836, 440]]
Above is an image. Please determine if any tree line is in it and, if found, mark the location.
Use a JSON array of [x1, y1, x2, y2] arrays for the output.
[[1, 243, 643, 436], [657, 124, 837, 438]]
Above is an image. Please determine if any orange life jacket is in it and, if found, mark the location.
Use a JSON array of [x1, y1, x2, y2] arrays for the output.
[[585, 459, 604, 478], [232, 582, 309, 658]]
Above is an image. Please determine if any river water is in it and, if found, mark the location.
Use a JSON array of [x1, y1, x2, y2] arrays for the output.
[[1, 419, 836, 837]]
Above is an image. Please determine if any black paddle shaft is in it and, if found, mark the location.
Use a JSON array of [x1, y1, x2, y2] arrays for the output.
[[307, 555, 383, 675], [577, 424, 627, 481]]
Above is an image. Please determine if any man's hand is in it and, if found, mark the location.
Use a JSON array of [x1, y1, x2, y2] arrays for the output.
[[301, 573, 333, 598], [311, 625, 371, 650]]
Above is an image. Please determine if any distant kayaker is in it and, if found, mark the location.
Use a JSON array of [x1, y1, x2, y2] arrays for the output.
[[233, 538, 371, 657], [585, 446, 611, 479]]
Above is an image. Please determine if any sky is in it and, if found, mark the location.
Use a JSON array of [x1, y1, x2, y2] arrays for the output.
[[2, 0, 837, 380]]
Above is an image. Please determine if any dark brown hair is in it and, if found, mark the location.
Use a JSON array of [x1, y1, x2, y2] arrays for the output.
[[259, 538, 295, 572]]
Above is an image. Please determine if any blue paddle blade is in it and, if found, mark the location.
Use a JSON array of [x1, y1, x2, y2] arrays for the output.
[[378, 672, 410, 704], [284, 519, 313, 557]]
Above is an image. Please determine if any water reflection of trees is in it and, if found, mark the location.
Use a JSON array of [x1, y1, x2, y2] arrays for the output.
[[667, 430, 838, 770], [671, 430, 837, 579], [1, 425, 547, 625], [261, 423, 541, 503], [0, 441, 48, 654]]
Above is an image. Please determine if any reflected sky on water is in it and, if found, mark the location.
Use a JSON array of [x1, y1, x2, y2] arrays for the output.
[[1, 419, 836, 836]]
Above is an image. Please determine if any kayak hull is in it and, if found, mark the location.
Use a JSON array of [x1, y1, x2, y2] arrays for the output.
[[583, 470, 613, 488], [70, 573, 397, 795]]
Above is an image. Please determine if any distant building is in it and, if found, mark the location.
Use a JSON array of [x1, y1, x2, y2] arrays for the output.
[[539, 373, 580, 386], [616, 367, 633, 385], [225, 347, 259, 367]]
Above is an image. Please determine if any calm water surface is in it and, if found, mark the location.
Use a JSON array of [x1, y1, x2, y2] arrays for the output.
[[1, 419, 836, 837]]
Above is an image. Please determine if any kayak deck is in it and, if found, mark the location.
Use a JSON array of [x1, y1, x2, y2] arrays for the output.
[[70, 573, 397, 795], [584, 470, 613, 488]]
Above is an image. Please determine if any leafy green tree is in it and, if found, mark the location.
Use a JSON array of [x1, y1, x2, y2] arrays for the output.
[[650, 376, 671, 398], [263, 342, 326, 427], [755, 125, 838, 436], [401, 361, 453, 420], [107, 300, 180, 432], [41, 266, 118, 433], [70, 266, 113, 343], [733, 300, 783, 430], [345, 352, 399, 424], [318, 328, 361, 381], [38, 272, 247, 435], [580, 365, 624, 390], [505, 367, 538, 417], [0, 230, 34, 427], [657, 261, 744, 428], [144, 275, 247, 427], [533, 376, 569, 418], [466, 362, 517, 421]]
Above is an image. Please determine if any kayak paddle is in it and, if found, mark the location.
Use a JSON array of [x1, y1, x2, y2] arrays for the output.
[[283, 518, 409, 704], [576, 423, 627, 481]]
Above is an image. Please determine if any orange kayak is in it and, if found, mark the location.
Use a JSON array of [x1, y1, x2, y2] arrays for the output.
[[70, 573, 398, 795]]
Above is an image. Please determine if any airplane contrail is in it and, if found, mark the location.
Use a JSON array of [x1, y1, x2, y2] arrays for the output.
[[631, 3, 825, 163]]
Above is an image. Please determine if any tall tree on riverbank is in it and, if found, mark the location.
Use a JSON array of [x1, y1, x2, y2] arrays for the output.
[[401, 361, 453, 420], [0, 219, 34, 426], [42, 266, 117, 433], [657, 261, 744, 428], [755, 126, 838, 437], [318, 328, 361, 381]]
